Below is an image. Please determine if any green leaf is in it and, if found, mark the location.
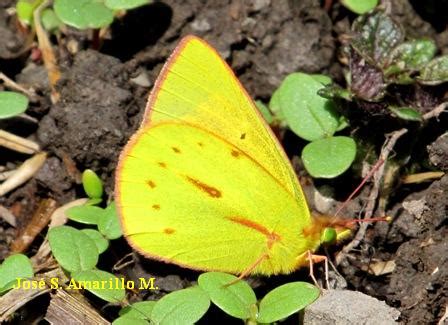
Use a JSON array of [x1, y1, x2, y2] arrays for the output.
[[255, 100, 274, 124], [317, 84, 352, 101], [98, 202, 122, 240], [16, 0, 35, 25], [82, 169, 103, 199], [66, 205, 104, 225], [48, 226, 99, 273], [336, 115, 349, 132], [341, 0, 378, 14], [419, 55, 448, 85], [54, 0, 114, 29], [0, 91, 29, 119], [386, 39, 436, 72], [352, 11, 404, 66], [86, 198, 103, 206], [105, 0, 150, 10], [268, 90, 287, 127], [257, 282, 320, 323], [151, 286, 210, 324], [310, 74, 332, 85], [41, 8, 64, 33], [198, 272, 257, 320], [0, 254, 33, 294], [71, 269, 126, 302], [384, 39, 437, 84], [274, 73, 339, 141], [81, 229, 109, 254], [388, 106, 422, 121], [302, 136, 357, 178], [119, 301, 156, 319], [112, 316, 149, 325]]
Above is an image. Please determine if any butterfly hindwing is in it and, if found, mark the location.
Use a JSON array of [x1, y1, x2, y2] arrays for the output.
[[116, 36, 320, 275]]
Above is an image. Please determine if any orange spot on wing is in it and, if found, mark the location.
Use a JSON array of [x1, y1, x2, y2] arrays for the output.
[[147, 180, 156, 188], [186, 176, 222, 198], [231, 150, 240, 157], [152, 204, 160, 210], [227, 216, 271, 236], [164, 228, 175, 234], [158, 162, 167, 168], [226, 216, 281, 248], [172, 147, 181, 153]]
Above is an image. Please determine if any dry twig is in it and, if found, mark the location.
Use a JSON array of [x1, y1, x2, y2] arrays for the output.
[[0, 268, 64, 322], [0, 129, 40, 154], [422, 102, 447, 120], [0, 205, 17, 227], [0, 152, 46, 196], [0, 72, 38, 102], [34, 0, 61, 102], [336, 128, 408, 265], [45, 289, 109, 324], [10, 198, 57, 253]]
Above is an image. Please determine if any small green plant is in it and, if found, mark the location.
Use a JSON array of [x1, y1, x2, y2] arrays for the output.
[[15, 0, 153, 100], [262, 9, 448, 179], [341, 0, 378, 14], [15, 0, 38, 25], [16, 0, 63, 32], [53, 0, 114, 29], [150, 286, 210, 324], [115, 301, 155, 325], [0, 254, 34, 294], [320, 9, 448, 119], [47, 170, 123, 302], [82, 169, 104, 205], [0, 91, 29, 119], [48, 215, 123, 301], [113, 272, 320, 324], [67, 169, 121, 240], [263, 72, 356, 178], [16, 0, 152, 31]]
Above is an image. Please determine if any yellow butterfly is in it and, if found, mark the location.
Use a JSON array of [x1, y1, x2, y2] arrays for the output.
[[115, 35, 349, 276]]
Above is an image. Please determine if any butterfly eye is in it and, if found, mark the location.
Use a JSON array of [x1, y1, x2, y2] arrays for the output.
[[320, 227, 337, 246]]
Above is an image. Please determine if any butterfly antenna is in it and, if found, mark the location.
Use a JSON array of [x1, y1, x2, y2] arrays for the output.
[[334, 158, 385, 217]]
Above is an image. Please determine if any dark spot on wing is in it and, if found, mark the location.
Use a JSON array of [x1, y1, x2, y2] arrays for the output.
[[147, 180, 156, 188], [231, 150, 240, 157], [158, 162, 167, 168], [197, 142, 204, 147], [164, 228, 175, 234], [152, 204, 160, 210], [240, 133, 246, 140], [186, 176, 222, 198], [172, 147, 181, 153]]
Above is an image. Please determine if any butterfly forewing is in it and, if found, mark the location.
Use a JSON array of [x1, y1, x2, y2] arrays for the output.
[[144, 36, 307, 204]]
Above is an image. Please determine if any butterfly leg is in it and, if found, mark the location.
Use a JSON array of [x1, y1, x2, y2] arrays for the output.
[[307, 251, 329, 289], [224, 253, 269, 287]]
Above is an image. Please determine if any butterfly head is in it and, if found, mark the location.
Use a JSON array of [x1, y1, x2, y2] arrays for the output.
[[304, 214, 356, 247], [309, 214, 390, 247]]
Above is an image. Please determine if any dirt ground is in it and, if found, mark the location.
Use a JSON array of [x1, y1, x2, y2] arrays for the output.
[[0, 0, 447, 323]]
